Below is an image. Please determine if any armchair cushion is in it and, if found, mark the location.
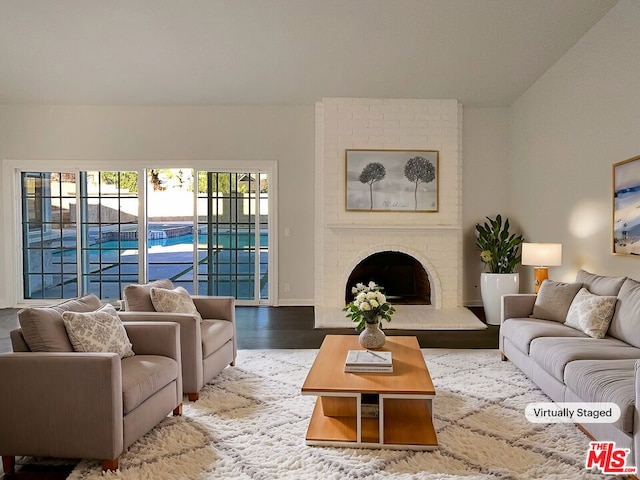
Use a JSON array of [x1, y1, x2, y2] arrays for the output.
[[18, 294, 103, 352], [121, 355, 179, 414], [122, 279, 173, 312], [150, 286, 201, 321], [62, 304, 135, 358]]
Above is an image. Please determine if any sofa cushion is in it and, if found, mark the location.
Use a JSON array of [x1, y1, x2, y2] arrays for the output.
[[150, 286, 202, 321], [529, 337, 640, 382], [609, 278, 640, 348], [564, 359, 636, 434], [18, 294, 103, 352], [501, 318, 587, 355], [122, 279, 174, 312], [576, 269, 626, 296], [564, 288, 617, 339], [62, 304, 135, 359], [530, 280, 582, 322], [121, 355, 179, 414], [201, 320, 235, 358]]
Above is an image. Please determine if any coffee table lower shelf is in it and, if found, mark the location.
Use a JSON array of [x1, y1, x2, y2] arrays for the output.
[[304, 395, 437, 450]]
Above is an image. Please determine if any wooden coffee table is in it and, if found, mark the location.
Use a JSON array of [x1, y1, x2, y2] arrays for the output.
[[301, 335, 437, 450]]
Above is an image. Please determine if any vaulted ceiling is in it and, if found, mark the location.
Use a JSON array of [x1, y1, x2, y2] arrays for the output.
[[0, 0, 618, 106]]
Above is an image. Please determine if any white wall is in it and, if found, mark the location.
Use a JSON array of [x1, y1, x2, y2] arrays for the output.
[[0, 105, 315, 306], [462, 107, 513, 304], [0, 103, 510, 308], [511, 0, 640, 291]]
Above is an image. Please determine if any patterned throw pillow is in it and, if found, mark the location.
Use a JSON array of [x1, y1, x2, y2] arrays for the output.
[[150, 286, 202, 321], [565, 288, 617, 339], [62, 304, 135, 358]]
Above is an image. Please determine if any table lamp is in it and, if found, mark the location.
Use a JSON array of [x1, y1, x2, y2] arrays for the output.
[[521, 243, 562, 293]]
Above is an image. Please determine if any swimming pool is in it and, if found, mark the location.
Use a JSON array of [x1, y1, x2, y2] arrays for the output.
[[98, 230, 268, 250]]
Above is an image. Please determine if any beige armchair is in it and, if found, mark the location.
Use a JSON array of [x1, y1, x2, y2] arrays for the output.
[[122, 280, 237, 401], [0, 295, 183, 473]]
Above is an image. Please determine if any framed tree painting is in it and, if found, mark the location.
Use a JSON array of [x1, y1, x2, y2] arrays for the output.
[[613, 154, 640, 256], [345, 149, 439, 212]]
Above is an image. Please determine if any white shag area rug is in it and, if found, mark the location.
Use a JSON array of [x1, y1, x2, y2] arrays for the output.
[[315, 306, 487, 330], [68, 349, 607, 480]]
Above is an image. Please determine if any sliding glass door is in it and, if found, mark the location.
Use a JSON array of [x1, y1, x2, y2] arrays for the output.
[[195, 172, 269, 300], [20, 168, 270, 304]]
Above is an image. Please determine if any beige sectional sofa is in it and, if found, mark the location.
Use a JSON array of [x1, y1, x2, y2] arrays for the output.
[[500, 270, 640, 469]]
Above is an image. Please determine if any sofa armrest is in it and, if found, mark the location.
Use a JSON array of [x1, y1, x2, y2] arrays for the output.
[[118, 312, 200, 348], [0, 352, 123, 459], [192, 296, 235, 323], [501, 294, 536, 323], [123, 321, 181, 361], [192, 296, 237, 364]]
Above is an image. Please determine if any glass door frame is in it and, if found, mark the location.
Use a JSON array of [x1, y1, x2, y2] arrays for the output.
[[8, 159, 278, 306]]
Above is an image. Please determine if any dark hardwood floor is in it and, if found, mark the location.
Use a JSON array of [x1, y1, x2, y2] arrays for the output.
[[235, 305, 497, 349], [0, 305, 495, 479]]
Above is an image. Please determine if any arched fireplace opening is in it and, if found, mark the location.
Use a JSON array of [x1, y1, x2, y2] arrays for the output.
[[345, 251, 431, 305]]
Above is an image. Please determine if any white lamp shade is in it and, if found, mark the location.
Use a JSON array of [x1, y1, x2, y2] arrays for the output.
[[521, 243, 562, 267]]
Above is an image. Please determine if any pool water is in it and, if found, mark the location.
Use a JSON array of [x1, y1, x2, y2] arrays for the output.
[[99, 231, 268, 250]]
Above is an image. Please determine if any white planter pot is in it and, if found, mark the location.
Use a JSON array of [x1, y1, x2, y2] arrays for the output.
[[480, 273, 520, 326]]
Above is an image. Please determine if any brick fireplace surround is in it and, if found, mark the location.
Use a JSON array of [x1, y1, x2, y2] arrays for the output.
[[314, 98, 483, 330]]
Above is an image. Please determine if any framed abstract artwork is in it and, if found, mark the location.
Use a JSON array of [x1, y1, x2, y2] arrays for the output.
[[345, 149, 439, 212], [613, 154, 640, 256]]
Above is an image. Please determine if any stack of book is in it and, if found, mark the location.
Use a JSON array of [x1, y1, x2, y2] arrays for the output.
[[344, 349, 393, 373]]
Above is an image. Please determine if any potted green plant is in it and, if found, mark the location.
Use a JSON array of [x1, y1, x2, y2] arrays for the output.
[[475, 215, 525, 325]]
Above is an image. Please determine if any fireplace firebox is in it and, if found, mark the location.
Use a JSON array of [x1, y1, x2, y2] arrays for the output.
[[345, 251, 431, 305]]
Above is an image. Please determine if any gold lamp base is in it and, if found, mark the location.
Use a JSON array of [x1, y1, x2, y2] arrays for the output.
[[533, 267, 549, 293]]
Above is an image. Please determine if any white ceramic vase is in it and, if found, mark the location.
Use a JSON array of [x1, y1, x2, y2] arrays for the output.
[[358, 321, 386, 349], [480, 273, 520, 326]]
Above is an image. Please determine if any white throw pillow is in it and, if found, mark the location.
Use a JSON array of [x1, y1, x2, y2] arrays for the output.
[[62, 304, 135, 358], [565, 288, 617, 339], [150, 286, 202, 321]]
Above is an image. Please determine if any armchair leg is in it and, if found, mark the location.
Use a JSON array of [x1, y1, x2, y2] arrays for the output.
[[501, 352, 508, 361], [102, 458, 119, 471], [230, 360, 235, 366], [188, 392, 199, 402], [173, 403, 183, 416], [2, 455, 15, 474]]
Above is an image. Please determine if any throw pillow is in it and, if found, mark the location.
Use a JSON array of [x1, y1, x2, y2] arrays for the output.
[[122, 279, 174, 311], [565, 288, 617, 339], [530, 280, 582, 322], [62, 304, 135, 358], [150, 286, 202, 321], [608, 278, 640, 348], [575, 269, 627, 297], [18, 294, 103, 352]]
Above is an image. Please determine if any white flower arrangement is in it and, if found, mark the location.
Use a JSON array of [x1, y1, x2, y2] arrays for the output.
[[343, 281, 395, 331]]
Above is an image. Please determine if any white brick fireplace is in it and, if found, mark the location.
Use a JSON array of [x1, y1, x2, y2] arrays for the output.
[[314, 98, 481, 329]]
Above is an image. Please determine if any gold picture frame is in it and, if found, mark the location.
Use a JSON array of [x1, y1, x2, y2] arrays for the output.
[[613, 154, 640, 256], [345, 149, 439, 212]]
